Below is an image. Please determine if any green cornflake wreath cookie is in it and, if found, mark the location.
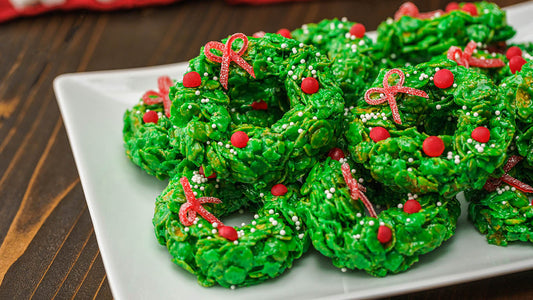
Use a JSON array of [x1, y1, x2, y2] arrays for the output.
[[297, 157, 460, 276], [345, 59, 515, 198], [374, 1, 515, 68], [169, 33, 344, 189], [291, 18, 376, 106], [467, 61, 533, 246], [153, 161, 309, 288], [123, 76, 183, 180]]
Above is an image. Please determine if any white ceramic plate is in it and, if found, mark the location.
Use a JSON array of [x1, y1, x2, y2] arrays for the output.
[[54, 2, 533, 299]]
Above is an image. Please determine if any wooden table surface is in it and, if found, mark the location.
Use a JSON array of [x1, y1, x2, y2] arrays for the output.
[[1, 0, 532, 299]]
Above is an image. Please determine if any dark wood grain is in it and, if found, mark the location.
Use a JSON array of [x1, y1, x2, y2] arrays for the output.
[[0, 0, 531, 299]]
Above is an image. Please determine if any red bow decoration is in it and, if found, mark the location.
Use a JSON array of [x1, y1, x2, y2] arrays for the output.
[[483, 155, 533, 193], [142, 76, 173, 118], [364, 69, 428, 125], [341, 163, 377, 218], [447, 41, 505, 68], [394, 2, 443, 20], [178, 177, 223, 226], [204, 33, 255, 89]]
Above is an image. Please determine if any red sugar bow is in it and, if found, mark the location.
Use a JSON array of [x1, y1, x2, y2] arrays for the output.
[[178, 177, 223, 226], [341, 163, 377, 218], [447, 41, 505, 68], [483, 156, 533, 193], [394, 2, 443, 21], [142, 76, 173, 118], [364, 69, 428, 125], [204, 33, 256, 89]]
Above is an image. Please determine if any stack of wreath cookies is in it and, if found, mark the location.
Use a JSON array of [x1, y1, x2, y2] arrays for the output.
[[122, 1, 533, 288]]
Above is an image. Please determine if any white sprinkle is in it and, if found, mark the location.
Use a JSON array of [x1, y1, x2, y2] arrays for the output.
[[298, 129, 304, 133], [281, 43, 288, 48], [269, 209, 275, 215], [300, 59, 306, 64], [341, 268, 347, 272], [288, 70, 293, 76], [299, 233, 305, 239], [398, 203, 403, 208], [368, 220, 375, 226], [280, 230, 286, 235], [188, 105, 192, 109], [184, 227, 190, 232], [195, 91, 201, 96]]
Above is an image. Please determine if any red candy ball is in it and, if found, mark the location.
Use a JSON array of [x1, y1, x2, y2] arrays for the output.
[[509, 56, 527, 74], [328, 148, 345, 161], [183, 71, 202, 88], [506, 46, 522, 60], [377, 225, 392, 244], [271, 184, 288, 196], [251, 100, 268, 110], [199, 166, 217, 179], [301, 77, 319, 94], [403, 199, 422, 214], [142, 110, 158, 124], [349, 23, 366, 39], [253, 31, 266, 38], [423, 136, 445, 157], [231, 131, 249, 148], [218, 226, 238, 241], [471, 126, 490, 143], [445, 2, 459, 12], [461, 3, 478, 16], [277, 28, 292, 39], [433, 69, 454, 89], [369, 127, 391, 142]]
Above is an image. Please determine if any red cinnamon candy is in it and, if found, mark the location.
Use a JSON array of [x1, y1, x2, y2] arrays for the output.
[[394, 2, 443, 20]]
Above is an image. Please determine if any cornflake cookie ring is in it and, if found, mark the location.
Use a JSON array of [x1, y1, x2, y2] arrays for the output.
[[297, 157, 460, 277], [291, 18, 376, 106], [467, 61, 533, 246], [153, 162, 309, 288], [123, 76, 183, 180], [169, 33, 344, 189], [346, 59, 515, 197], [374, 1, 515, 68]]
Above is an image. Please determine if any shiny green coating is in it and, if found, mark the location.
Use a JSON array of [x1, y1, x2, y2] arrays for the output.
[[345, 59, 515, 197], [291, 19, 376, 106], [467, 61, 533, 246], [374, 2, 515, 68], [297, 157, 460, 276], [467, 187, 533, 246], [123, 102, 182, 180], [153, 165, 309, 287], [169, 33, 344, 189]]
